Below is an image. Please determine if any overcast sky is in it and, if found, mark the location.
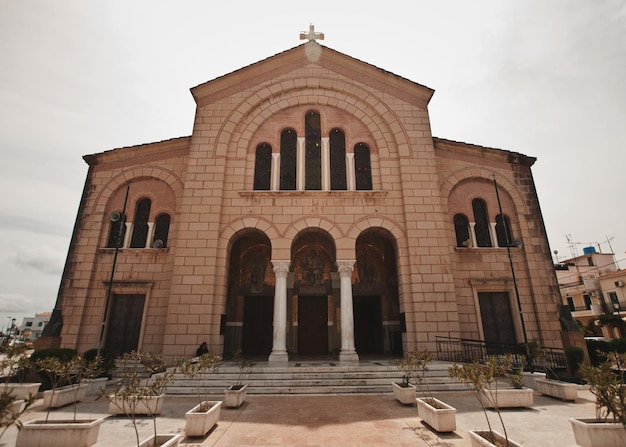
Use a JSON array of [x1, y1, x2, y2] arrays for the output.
[[1, 0, 625, 329]]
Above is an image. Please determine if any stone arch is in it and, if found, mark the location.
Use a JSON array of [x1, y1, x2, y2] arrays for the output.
[[282, 215, 344, 242]]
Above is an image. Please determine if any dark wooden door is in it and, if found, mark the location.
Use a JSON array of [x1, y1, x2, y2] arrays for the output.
[[298, 296, 328, 356], [354, 296, 383, 355], [242, 296, 273, 356], [104, 294, 145, 356], [478, 292, 516, 351]]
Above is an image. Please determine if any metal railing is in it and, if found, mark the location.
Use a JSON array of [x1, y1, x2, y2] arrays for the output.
[[435, 336, 567, 372]]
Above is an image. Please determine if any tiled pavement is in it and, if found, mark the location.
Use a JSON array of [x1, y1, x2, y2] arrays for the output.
[[1, 386, 601, 446]]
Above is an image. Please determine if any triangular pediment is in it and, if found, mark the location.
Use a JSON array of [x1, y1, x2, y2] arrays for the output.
[[191, 42, 434, 108]]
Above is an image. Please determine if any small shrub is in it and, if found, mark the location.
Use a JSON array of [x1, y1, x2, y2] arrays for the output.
[[565, 346, 585, 376], [84, 348, 116, 378]]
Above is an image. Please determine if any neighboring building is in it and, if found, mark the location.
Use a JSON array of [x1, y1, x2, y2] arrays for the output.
[[46, 34, 563, 364], [18, 312, 51, 341], [555, 247, 626, 338]]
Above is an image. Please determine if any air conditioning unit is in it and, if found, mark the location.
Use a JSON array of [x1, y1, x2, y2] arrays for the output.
[[615, 280, 625, 287]]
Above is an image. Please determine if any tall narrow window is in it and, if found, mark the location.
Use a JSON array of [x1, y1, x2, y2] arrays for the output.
[[454, 214, 470, 247], [305, 111, 322, 190], [130, 198, 151, 248], [354, 143, 372, 190], [153, 214, 171, 248], [472, 198, 492, 247], [107, 213, 126, 248], [280, 129, 297, 190], [329, 128, 347, 190], [253, 143, 272, 190], [495, 214, 513, 247]]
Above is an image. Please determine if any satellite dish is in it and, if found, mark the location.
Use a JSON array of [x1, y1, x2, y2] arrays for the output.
[[109, 211, 122, 222], [152, 239, 164, 249]]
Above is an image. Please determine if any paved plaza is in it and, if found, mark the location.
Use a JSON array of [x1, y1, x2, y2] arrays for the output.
[[1, 385, 602, 446]]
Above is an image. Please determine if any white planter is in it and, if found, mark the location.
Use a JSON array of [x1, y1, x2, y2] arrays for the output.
[[185, 400, 222, 437], [224, 384, 248, 408], [108, 393, 165, 415], [84, 377, 108, 396], [3, 382, 41, 400], [569, 417, 626, 447], [42, 383, 87, 409], [469, 430, 523, 447], [1, 399, 25, 423], [416, 396, 456, 432], [478, 387, 534, 408], [16, 417, 106, 447], [535, 377, 578, 401], [391, 382, 416, 405], [137, 434, 182, 447]]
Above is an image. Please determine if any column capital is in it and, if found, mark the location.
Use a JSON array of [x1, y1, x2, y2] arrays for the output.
[[336, 260, 356, 276], [272, 260, 291, 276]]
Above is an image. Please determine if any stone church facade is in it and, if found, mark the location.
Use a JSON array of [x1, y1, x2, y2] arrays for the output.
[[49, 38, 563, 363]]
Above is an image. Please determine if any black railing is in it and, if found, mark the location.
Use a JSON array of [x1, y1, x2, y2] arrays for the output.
[[435, 336, 567, 372]]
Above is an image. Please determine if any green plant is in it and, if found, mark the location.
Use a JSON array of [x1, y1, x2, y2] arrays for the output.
[[107, 351, 175, 447], [177, 352, 222, 411], [508, 367, 524, 389], [34, 354, 85, 422], [564, 346, 585, 376], [581, 351, 626, 429], [449, 355, 514, 446], [30, 348, 78, 389], [0, 390, 34, 440], [392, 349, 432, 389], [84, 348, 116, 378], [231, 350, 254, 389]]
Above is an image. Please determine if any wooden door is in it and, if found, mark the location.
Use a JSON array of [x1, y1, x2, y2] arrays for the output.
[[242, 296, 273, 356], [298, 296, 328, 356], [354, 295, 383, 355], [104, 294, 145, 356], [478, 292, 516, 351]]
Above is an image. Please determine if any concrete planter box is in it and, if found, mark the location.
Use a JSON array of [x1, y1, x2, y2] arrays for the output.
[[108, 393, 165, 415], [224, 384, 248, 408], [42, 383, 87, 409], [16, 417, 106, 447], [478, 387, 534, 408], [3, 382, 41, 400], [137, 434, 182, 447], [391, 382, 416, 405], [535, 378, 578, 401], [569, 417, 626, 447], [416, 396, 456, 432], [469, 430, 523, 447], [1, 399, 25, 424], [185, 400, 222, 437], [84, 377, 108, 396]]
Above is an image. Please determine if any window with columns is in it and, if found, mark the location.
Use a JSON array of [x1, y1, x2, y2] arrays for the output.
[[454, 199, 516, 249], [106, 198, 171, 249], [253, 110, 373, 192]]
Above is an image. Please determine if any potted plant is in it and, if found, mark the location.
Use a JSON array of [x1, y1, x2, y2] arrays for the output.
[[412, 349, 457, 433], [569, 351, 626, 447], [16, 353, 106, 447], [107, 351, 179, 447], [0, 388, 34, 441], [477, 356, 534, 409], [83, 348, 115, 396], [391, 350, 421, 405], [535, 347, 579, 401], [449, 355, 523, 447], [177, 351, 222, 437], [0, 344, 41, 401], [224, 351, 253, 408]]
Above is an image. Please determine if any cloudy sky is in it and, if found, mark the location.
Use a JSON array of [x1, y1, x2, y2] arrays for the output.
[[1, 1, 625, 329]]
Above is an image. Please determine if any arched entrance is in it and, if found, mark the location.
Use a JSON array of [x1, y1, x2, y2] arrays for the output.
[[354, 229, 403, 356], [224, 231, 274, 358]]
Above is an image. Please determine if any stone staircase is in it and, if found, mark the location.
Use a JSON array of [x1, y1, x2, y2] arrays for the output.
[[164, 360, 468, 396]]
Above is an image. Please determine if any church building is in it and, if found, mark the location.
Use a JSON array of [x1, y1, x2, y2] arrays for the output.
[[48, 29, 563, 364]]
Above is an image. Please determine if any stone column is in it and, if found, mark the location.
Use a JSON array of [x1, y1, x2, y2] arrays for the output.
[[268, 260, 290, 365], [337, 260, 359, 363]]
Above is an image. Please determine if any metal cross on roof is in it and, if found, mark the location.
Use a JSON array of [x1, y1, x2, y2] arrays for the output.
[[300, 24, 324, 42]]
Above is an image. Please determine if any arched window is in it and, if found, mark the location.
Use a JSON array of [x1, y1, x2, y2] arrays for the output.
[[153, 214, 170, 248], [472, 198, 492, 247], [280, 129, 297, 190], [253, 143, 272, 190], [354, 143, 372, 190], [495, 214, 513, 247], [106, 213, 126, 248], [329, 128, 347, 190], [305, 111, 322, 190], [454, 214, 471, 247], [130, 198, 151, 248]]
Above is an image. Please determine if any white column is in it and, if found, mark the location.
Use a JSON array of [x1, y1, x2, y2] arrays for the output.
[[346, 153, 355, 190], [268, 260, 290, 365], [297, 137, 305, 191], [337, 260, 359, 363], [145, 222, 155, 248], [469, 222, 478, 248], [321, 137, 330, 191], [123, 222, 133, 248], [490, 222, 499, 247], [271, 153, 280, 191]]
